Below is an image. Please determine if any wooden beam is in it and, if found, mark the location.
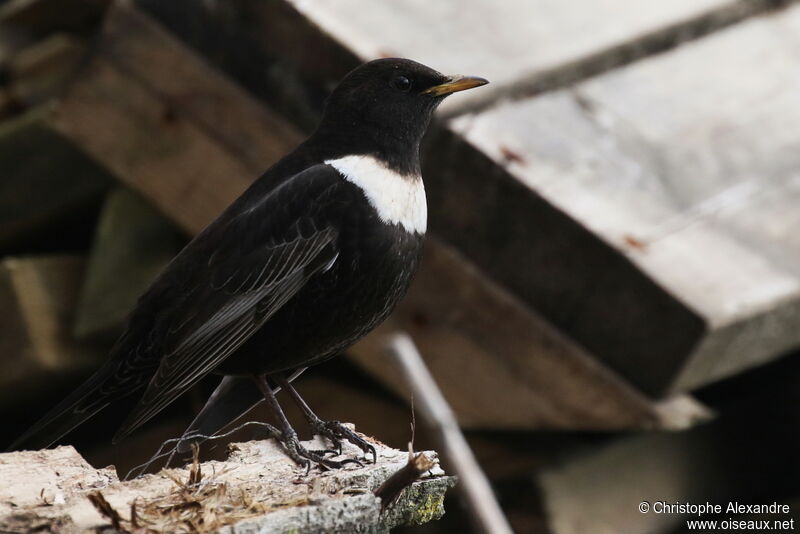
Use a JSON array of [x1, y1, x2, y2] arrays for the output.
[[48, 0, 304, 234]]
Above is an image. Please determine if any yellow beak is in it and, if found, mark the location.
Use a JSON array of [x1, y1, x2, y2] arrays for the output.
[[421, 75, 489, 96]]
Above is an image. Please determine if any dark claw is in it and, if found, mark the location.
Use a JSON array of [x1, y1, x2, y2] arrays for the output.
[[309, 448, 340, 458], [274, 427, 362, 473], [310, 420, 377, 463]]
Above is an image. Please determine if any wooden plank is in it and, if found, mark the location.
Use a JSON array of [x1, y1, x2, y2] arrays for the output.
[[284, 0, 727, 82], [1, 33, 86, 113], [0, 255, 104, 409], [96, 2, 303, 173], [135, 0, 362, 131], [48, 0, 304, 234], [0, 109, 111, 251], [73, 188, 185, 340], [438, 5, 800, 394], [350, 239, 709, 430]]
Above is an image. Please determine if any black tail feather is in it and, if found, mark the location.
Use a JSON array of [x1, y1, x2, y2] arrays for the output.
[[7, 363, 120, 451]]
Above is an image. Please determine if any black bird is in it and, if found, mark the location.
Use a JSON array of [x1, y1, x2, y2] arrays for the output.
[[9, 58, 487, 468]]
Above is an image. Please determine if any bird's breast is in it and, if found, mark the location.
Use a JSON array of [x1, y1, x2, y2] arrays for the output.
[[325, 154, 426, 235]]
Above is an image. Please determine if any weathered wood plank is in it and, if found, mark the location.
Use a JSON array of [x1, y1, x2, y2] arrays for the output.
[[48, 0, 304, 234], [73, 188, 185, 340], [439, 5, 800, 394], [97, 2, 303, 173], [285, 0, 727, 84]]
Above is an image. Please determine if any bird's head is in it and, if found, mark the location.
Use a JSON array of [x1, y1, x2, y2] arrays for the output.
[[314, 58, 488, 171]]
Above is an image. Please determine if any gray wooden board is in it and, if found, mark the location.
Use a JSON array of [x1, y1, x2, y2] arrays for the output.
[[285, 0, 729, 112], [443, 5, 800, 393]]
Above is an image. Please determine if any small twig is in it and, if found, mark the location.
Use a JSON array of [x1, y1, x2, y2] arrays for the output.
[[374, 443, 435, 510], [88, 491, 128, 533], [187, 443, 202, 486], [387, 333, 514, 534]]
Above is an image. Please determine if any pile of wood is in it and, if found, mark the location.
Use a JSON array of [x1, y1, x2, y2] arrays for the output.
[[2, 0, 800, 531]]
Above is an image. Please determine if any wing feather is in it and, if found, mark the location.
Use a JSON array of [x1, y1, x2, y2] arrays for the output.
[[111, 165, 347, 441], [114, 229, 336, 440]]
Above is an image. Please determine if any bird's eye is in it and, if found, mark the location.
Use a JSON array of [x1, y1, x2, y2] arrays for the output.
[[390, 75, 412, 92]]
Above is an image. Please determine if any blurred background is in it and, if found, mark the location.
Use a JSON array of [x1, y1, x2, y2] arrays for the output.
[[1, 0, 800, 532]]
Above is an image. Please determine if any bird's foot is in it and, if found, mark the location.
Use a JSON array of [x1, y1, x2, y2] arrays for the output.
[[308, 419, 377, 463], [279, 427, 363, 473]]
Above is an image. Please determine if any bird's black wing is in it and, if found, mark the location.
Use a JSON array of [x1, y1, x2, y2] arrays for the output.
[[112, 164, 344, 441], [8, 164, 345, 451]]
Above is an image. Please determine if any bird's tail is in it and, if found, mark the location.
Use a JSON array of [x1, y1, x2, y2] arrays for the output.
[[7, 362, 122, 451]]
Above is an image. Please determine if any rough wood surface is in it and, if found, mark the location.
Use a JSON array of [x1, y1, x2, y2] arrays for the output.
[[440, 5, 800, 394], [0, 438, 454, 533]]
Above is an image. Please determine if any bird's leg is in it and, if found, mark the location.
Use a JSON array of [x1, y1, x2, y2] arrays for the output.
[[276, 375, 377, 463], [253, 374, 361, 471]]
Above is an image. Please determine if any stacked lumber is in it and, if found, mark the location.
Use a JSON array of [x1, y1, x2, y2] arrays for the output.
[[1, 0, 799, 531]]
